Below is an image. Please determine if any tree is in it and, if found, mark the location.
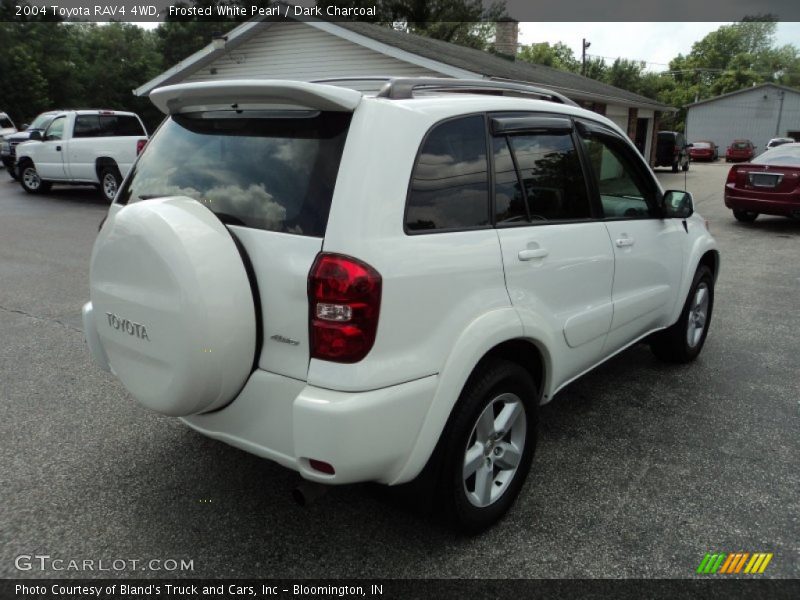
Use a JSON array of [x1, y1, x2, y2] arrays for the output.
[[316, 0, 507, 50], [517, 42, 580, 72]]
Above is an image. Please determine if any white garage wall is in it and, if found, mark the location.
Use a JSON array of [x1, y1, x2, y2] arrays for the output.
[[183, 21, 441, 91]]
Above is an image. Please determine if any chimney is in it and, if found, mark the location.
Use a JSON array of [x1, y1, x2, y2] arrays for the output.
[[495, 19, 519, 59]]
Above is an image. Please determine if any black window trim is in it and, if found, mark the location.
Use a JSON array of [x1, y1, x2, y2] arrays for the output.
[[574, 118, 664, 222], [403, 112, 494, 236]]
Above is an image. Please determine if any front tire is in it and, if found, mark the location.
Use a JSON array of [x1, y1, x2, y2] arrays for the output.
[[672, 160, 679, 173], [19, 161, 51, 194], [733, 210, 758, 223], [682, 159, 689, 172], [651, 265, 714, 363], [99, 167, 121, 203], [438, 359, 538, 534]]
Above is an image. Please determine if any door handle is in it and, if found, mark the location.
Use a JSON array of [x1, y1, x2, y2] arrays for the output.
[[615, 237, 635, 248], [518, 248, 549, 261], [56, 146, 61, 151]]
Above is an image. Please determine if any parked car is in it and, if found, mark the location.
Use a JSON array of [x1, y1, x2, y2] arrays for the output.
[[15, 110, 148, 202], [82, 78, 719, 533], [724, 142, 800, 222], [1, 110, 62, 180], [765, 137, 794, 150], [725, 139, 755, 163], [655, 131, 690, 172], [688, 140, 718, 162], [0, 111, 18, 165]]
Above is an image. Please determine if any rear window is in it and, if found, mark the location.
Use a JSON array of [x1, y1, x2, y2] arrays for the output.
[[733, 142, 750, 149], [118, 110, 351, 237], [753, 145, 800, 166], [693, 142, 711, 149], [74, 114, 145, 137]]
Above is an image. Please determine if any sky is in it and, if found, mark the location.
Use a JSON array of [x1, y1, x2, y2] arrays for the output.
[[518, 22, 800, 72]]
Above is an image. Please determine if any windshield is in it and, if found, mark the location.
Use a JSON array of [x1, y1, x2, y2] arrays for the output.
[[29, 114, 55, 130], [118, 110, 351, 237], [753, 145, 800, 166]]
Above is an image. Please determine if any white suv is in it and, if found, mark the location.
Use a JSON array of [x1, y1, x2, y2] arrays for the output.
[[82, 79, 719, 532]]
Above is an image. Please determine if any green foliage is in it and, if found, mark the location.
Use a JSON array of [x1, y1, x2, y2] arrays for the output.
[[316, 0, 506, 50], [517, 42, 580, 72]]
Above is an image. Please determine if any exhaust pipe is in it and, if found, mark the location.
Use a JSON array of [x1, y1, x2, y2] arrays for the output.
[[292, 480, 328, 507]]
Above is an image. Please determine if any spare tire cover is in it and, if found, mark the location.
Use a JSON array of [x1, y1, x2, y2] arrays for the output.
[[89, 197, 256, 416]]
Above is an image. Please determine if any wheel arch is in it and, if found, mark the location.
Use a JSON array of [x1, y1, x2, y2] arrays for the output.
[[389, 307, 553, 485], [95, 157, 119, 182]]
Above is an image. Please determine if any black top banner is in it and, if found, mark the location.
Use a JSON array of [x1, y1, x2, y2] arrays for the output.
[[6, 0, 800, 23]]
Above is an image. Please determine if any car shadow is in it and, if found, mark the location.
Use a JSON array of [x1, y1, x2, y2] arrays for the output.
[[30, 185, 109, 206], [733, 216, 800, 234]]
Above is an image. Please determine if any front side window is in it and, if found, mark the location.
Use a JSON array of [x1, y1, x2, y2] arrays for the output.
[[118, 110, 351, 237], [494, 131, 590, 223], [45, 117, 66, 141], [579, 128, 657, 219], [405, 115, 490, 232]]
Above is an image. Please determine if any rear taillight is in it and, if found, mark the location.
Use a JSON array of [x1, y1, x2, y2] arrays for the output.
[[308, 253, 381, 363], [136, 139, 147, 155], [726, 166, 738, 185]]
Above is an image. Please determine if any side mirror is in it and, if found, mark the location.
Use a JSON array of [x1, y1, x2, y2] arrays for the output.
[[28, 130, 42, 141], [661, 190, 694, 219], [21, 123, 29, 130], [686, 143, 693, 148]]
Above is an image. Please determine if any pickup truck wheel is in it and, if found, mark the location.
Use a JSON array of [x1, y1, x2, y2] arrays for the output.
[[650, 265, 714, 363], [438, 359, 538, 534], [20, 162, 51, 194], [100, 167, 121, 203]]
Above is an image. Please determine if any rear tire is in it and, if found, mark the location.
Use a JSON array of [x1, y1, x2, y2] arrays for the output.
[[436, 359, 538, 534], [651, 265, 714, 363], [682, 160, 689, 172], [733, 210, 758, 223], [672, 161, 679, 173], [19, 161, 51, 194], [99, 167, 121, 203]]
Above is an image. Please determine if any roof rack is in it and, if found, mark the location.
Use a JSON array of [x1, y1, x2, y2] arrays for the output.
[[311, 77, 579, 107]]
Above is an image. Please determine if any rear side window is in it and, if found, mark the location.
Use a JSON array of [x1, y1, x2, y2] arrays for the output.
[[405, 115, 490, 232], [118, 110, 351, 237]]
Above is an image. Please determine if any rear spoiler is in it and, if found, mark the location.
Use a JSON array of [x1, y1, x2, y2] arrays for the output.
[[149, 80, 363, 115]]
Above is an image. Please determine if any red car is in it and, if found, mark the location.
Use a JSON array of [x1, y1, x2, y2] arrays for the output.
[[689, 141, 718, 161], [725, 139, 755, 162], [724, 143, 800, 222]]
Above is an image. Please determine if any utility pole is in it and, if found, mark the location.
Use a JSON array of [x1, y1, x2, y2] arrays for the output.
[[775, 90, 785, 136], [582, 38, 591, 75]]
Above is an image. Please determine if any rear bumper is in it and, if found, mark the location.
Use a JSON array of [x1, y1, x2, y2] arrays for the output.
[[725, 188, 800, 217], [182, 370, 437, 486], [83, 299, 437, 486]]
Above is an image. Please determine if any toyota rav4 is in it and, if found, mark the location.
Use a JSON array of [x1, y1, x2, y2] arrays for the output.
[[82, 78, 719, 533]]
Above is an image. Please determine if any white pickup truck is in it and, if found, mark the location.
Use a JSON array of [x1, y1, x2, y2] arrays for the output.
[[15, 110, 148, 202]]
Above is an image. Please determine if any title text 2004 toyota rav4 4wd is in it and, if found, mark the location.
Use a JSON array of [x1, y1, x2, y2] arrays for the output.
[[82, 79, 719, 533]]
